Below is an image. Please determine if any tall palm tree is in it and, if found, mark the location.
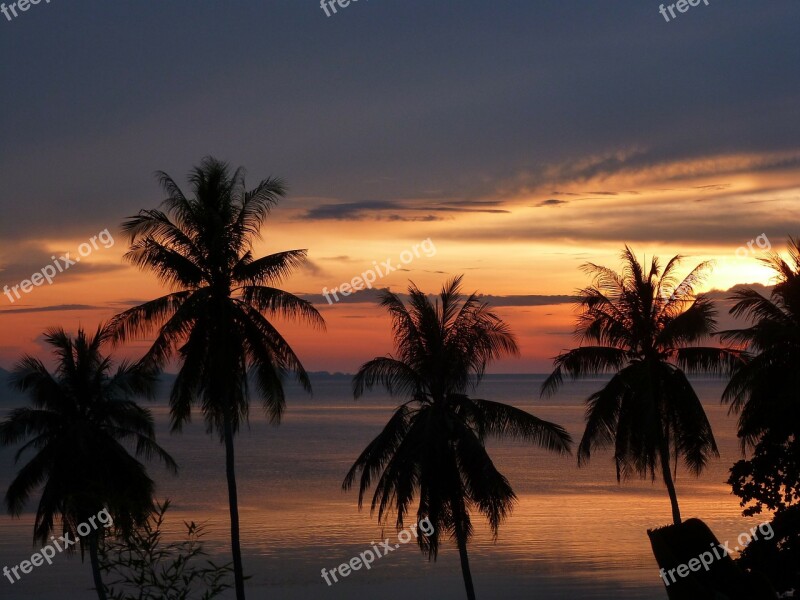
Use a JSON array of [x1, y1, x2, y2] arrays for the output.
[[0, 325, 176, 600], [344, 276, 571, 600], [540, 248, 742, 525], [108, 157, 325, 600], [720, 236, 800, 447]]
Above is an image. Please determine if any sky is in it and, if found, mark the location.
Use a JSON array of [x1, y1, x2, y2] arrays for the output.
[[0, 0, 798, 372]]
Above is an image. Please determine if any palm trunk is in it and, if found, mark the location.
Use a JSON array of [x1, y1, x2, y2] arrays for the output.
[[224, 414, 246, 600], [650, 362, 682, 526], [659, 441, 682, 525], [455, 521, 477, 600], [88, 532, 108, 600]]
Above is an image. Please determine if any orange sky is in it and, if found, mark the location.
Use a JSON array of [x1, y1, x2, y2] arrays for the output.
[[1, 152, 793, 373]]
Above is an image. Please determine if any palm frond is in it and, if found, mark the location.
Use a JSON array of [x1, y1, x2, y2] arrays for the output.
[[675, 346, 746, 375], [353, 357, 424, 399], [467, 398, 572, 453], [239, 285, 325, 330], [540, 346, 628, 398], [577, 371, 628, 466]]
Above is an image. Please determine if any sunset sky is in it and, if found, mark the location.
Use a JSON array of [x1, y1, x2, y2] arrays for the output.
[[1, 0, 798, 372]]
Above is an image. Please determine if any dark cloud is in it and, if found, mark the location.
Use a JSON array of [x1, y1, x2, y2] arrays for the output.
[[694, 184, 732, 192], [0, 0, 797, 242], [0, 262, 126, 286], [474, 295, 576, 307], [496, 150, 800, 200], [383, 214, 442, 222], [300, 259, 325, 277], [705, 283, 773, 302], [535, 199, 568, 207], [0, 245, 126, 288], [0, 304, 102, 315], [302, 289, 575, 308], [303, 200, 509, 221], [443, 202, 800, 246], [301, 287, 389, 306], [107, 299, 153, 307], [702, 284, 776, 332]]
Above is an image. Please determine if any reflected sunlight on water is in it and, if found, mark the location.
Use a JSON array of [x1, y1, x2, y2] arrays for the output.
[[0, 376, 764, 599]]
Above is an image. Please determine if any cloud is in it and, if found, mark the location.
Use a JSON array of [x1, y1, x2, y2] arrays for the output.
[[0, 304, 102, 315], [107, 299, 152, 307], [383, 214, 442, 222], [0, 243, 126, 287], [0, 1, 798, 245], [705, 282, 773, 300], [441, 185, 800, 246], [0, 262, 127, 291], [493, 150, 800, 201], [694, 184, 732, 192], [300, 287, 388, 306], [302, 200, 510, 221], [301, 289, 576, 308], [474, 294, 576, 307], [304, 282, 772, 313], [300, 259, 325, 277], [535, 199, 568, 207]]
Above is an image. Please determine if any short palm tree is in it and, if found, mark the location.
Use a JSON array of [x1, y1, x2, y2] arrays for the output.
[[344, 276, 572, 600], [541, 248, 742, 525], [108, 157, 325, 600], [721, 236, 800, 447], [0, 325, 176, 600]]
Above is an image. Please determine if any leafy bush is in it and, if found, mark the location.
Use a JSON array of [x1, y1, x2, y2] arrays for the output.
[[99, 500, 234, 600], [730, 435, 800, 593]]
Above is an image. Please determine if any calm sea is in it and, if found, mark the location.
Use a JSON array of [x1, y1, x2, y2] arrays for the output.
[[0, 375, 763, 600]]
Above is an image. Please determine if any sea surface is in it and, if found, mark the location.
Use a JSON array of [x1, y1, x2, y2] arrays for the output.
[[0, 375, 765, 600]]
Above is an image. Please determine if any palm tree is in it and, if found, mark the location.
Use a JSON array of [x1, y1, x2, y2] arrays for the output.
[[344, 276, 572, 600], [0, 325, 176, 600], [108, 157, 325, 600], [540, 248, 742, 525], [720, 236, 800, 447]]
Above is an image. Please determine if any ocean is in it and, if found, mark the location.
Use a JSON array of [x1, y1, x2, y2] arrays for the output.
[[0, 375, 763, 599]]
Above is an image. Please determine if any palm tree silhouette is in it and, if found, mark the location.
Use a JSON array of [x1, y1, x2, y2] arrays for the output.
[[0, 325, 176, 600], [540, 248, 742, 525], [344, 276, 571, 600], [108, 157, 324, 600], [721, 236, 800, 447]]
